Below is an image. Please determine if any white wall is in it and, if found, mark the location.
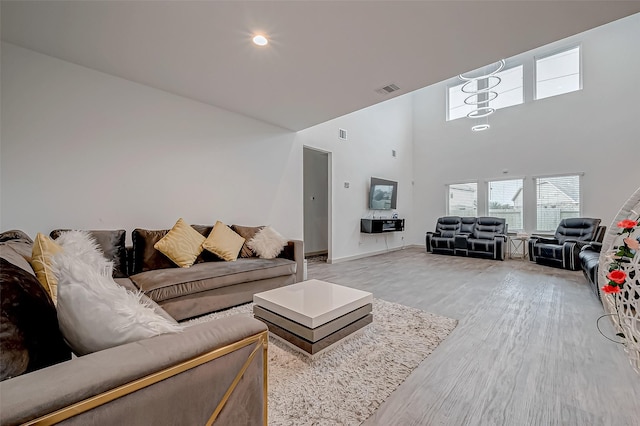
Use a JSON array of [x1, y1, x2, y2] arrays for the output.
[[412, 13, 640, 240], [296, 95, 414, 262], [0, 43, 303, 242], [3, 13, 638, 261]]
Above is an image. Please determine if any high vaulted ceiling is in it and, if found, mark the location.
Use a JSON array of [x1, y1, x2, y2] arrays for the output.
[[2, 1, 639, 131]]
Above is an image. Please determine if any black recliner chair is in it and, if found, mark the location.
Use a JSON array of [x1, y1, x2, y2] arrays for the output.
[[579, 242, 602, 300], [425, 216, 462, 256], [528, 218, 605, 270], [464, 217, 508, 260]]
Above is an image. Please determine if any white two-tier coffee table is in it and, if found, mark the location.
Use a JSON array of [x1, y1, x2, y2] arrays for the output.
[[253, 279, 373, 356]]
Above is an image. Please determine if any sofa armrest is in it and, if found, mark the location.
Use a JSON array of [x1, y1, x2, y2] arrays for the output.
[[281, 239, 304, 282], [1, 316, 268, 426]]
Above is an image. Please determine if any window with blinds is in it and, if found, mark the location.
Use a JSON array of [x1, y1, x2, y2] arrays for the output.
[[488, 179, 524, 231], [535, 174, 581, 231], [535, 46, 581, 100], [447, 183, 477, 217]]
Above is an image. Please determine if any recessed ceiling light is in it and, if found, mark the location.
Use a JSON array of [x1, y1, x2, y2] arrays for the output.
[[253, 35, 268, 46]]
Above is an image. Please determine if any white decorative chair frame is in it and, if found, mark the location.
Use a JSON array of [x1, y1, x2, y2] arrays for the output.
[[599, 186, 640, 374]]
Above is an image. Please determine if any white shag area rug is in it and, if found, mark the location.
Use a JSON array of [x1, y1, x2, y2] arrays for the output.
[[188, 298, 457, 425]]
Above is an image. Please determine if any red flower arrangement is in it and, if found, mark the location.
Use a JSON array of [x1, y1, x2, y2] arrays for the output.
[[602, 218, 639, 294], [602, 284, 621, 294], [617, 219, 638, 230], [606, 269, 626, 285]]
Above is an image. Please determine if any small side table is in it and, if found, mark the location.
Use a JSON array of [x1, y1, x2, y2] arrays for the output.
[[508, 236, 529, 260]]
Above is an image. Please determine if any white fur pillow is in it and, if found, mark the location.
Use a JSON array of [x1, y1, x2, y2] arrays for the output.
[[52, 232, 182, 355], [54, 230, 114, 277], [246, 226, 287, 259]]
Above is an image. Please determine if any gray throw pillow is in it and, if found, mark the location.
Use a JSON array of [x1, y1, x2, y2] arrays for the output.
[[50, 229, 128, 278]]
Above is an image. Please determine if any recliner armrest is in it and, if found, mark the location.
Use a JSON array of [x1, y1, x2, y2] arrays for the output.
[[583, 242, 602, 252], [454, 234, 469, 249], [536, 237, 559, 244], [425, 232, 440, 253], [561, 239, 591, 249]]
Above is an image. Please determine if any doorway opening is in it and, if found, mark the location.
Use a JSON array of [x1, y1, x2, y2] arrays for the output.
[[303, 147, 331, 266]]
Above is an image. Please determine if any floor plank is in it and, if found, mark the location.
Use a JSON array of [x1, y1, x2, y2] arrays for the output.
[[307, 247, 640, 426]]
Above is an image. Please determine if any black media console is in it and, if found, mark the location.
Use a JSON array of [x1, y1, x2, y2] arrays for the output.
[[360, 218, 405, 234]]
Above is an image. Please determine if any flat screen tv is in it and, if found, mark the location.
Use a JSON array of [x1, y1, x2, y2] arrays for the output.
[[369, 177, 398, 210]]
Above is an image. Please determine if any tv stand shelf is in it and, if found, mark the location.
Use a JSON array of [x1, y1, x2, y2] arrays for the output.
[[361, 218, 405, 234]]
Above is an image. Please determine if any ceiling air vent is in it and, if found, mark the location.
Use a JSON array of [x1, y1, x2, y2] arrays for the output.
[[376, 84, 400, 95]]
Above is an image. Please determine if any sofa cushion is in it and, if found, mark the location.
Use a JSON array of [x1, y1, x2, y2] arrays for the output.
[[131, 225, 220, 274], [130, 258, 296, 304], [114, 278, 177, 323], [54, 231, 115, 276], [467, 238, 495, 252], [440, 230, 456, 238], [202, 221, 245, 262], [50, 229, 128, 278], [154, 219, 205, 268], [0, 230, 33, 244], [554, 218, 601, 244], [0, 257, 71, 381], [0, 231, 34, 263], [535, 243, 564, 260], [435, 217, 461, 235], [133, 225, 224, 273], [472, 217, 506, 239], [431, 236, 455, 250], [191, 225, 220, 263], [0, 244, 34, 276], [53, 235, 182, 356], [231, 225, 265, 258], [29, 233, 63, 304], [460, 217, 477, 234], [473, 230, 497, 240], [247, 226, 287, 259], [132, 229, 175, 273]]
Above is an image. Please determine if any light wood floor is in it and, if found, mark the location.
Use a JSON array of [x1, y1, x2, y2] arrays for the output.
[[307, 247, 640, 426]]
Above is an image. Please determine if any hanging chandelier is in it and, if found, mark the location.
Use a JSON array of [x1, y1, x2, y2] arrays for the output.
[[459, 59, 505, 131]]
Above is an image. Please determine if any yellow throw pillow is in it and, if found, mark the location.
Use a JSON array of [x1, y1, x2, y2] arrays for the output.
[[202, 221, 245, 262], [30, 233, 63, 304], [153, 218, 205, 268]]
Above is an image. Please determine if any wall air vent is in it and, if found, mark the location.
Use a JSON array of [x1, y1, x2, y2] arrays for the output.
[[339, 128, 348, 140], [375, 84, 400, 95]]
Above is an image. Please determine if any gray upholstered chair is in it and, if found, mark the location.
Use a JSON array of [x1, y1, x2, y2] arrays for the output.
[[528, 218, 605, 270]]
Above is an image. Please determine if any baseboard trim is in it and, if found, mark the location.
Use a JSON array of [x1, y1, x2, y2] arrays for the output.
[[328, 244, 423, 264], [305, 250, 328, 257]]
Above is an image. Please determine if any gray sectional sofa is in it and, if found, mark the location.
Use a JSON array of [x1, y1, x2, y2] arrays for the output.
[[1, 226, 303, 425], [51, 225, 304, 321]]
